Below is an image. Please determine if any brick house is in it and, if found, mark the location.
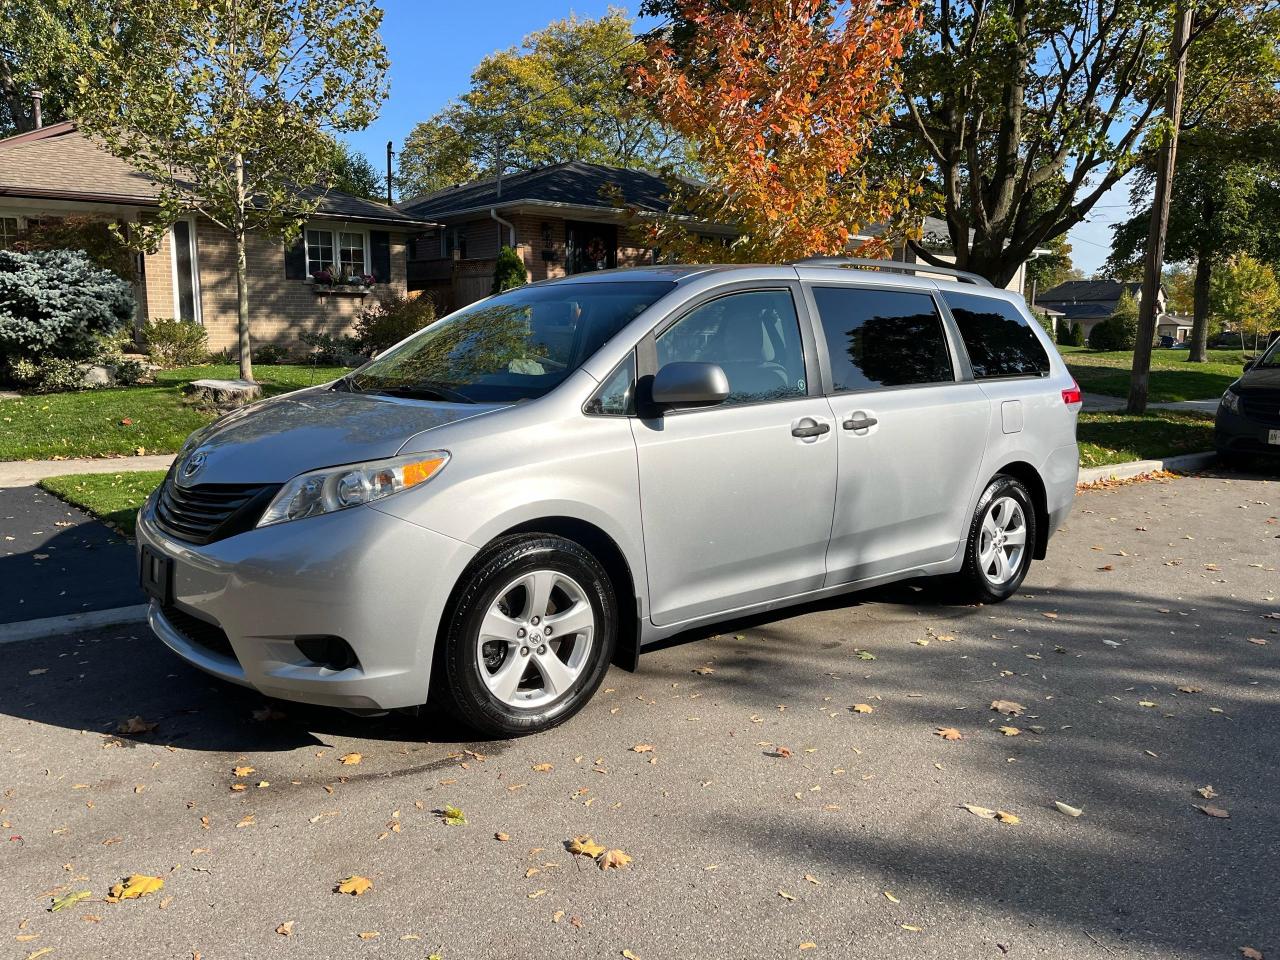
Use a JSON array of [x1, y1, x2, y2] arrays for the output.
[[398, 161, 736, 310], [0, 121, 432, 354], [1038, 279, 1169, 342], [399, 160, 1039, 310]]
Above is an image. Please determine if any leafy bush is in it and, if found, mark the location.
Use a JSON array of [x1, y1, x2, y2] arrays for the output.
[[299, 331, 366, 365], [0, 248, 135, 365], [145, 318, 209, 367], [492, 245, 528, 294], [1088, 316, 1133, 351], [207, 346, 236, 365], [8, 356, 90, 393], [113, 357, 149, 386], [254, 343, 290, 365], [1069, 322, 1085, 347], [1055, 318, 1072, 345], [354, 294, 436, 353]]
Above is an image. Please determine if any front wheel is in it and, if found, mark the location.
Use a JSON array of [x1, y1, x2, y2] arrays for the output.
[[952, 475, 1037, 604], [440, 534, 616, 737]]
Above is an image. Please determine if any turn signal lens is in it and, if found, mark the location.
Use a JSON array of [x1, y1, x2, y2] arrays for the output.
[[1061, 380, 1082, 405], [258, 452, 449, 527]]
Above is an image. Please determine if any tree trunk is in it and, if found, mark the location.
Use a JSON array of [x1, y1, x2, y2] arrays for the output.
[[233, 149, 253, 383], [1188, 251, 1212, 362], [1127, 4, 1193, 415], [235, 229, 252, 382]]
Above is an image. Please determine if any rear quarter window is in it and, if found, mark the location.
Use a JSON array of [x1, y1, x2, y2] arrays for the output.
[[941, 291, 1050, 380]]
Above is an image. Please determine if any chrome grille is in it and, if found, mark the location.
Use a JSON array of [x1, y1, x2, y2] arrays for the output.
[[154, 476, 279, 545]]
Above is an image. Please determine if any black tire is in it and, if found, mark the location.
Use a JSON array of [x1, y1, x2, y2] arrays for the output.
[[952, 475, 1037, 604], [440, 534, 616, 737]]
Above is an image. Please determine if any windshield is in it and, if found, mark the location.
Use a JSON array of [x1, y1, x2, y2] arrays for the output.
[[346, 281, 675, 403], [1255, 336, 1280, 368]]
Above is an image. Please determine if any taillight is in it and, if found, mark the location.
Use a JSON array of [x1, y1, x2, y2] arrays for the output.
[[1061, 380, 1082, 405]]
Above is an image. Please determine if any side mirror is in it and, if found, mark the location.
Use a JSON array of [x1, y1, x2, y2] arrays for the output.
[[651, 362, 730, 410]]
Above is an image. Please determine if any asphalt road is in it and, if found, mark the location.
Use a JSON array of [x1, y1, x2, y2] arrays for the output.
[[1, 471, 1277, 960]]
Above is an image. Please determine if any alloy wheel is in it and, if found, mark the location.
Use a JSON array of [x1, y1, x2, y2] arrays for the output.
[[978, 496, 1027, 586]]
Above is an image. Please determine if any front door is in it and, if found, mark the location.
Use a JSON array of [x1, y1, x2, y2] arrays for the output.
[[566, 221, 617, 274], [805, 284, 991, 585], [632, 286, 837, 626]]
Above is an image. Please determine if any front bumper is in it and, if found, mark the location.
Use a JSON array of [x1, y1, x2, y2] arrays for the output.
[[1215, 404, 1280, 456], [135, 493, 478, 710]]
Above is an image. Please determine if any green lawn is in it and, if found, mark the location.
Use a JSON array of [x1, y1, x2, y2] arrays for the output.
[[1059, 346, 1249, 402], [1076, 410, 1216, 468], [38, 470, 168, 536], [0, 364, 350, 462]]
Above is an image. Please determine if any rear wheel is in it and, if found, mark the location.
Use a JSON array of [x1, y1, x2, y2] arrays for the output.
[[440, 535, 615, 737], [952, 475, 1036, 604]]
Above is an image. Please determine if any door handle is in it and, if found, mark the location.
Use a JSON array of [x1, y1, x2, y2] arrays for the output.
[[842, 415, 878, 431], [791, 418, 830, 439]]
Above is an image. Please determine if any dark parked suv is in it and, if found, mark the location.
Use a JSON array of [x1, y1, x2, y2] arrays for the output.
[[1216, 337, 1280, 464]]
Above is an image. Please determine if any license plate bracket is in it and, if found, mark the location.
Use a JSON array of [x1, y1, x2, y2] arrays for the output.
[[1269, 429, 1280, 445], [139, 546, 173, 606]]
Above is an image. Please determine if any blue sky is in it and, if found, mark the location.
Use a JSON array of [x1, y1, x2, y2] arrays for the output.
[[345, 1, 1126, 277]]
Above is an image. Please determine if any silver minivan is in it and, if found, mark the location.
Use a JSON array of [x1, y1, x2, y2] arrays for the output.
[[137, 259, 1081, 735]]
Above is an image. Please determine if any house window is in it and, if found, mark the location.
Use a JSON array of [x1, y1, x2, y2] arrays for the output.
[[305, 227, 369, 279], [0, 217, 18, 250], [339, 232, 366, 275], [306, 229, 335, 275]]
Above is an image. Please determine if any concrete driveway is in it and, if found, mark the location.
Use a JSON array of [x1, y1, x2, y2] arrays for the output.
[[1, 472, 1276, 960]]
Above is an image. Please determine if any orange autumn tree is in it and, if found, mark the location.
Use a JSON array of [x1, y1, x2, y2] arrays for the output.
[[631, 0, 921, 262]]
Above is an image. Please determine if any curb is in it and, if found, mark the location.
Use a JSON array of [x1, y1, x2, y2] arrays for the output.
[[1077, 450, 1218, 485], [0, 604, 149, 645]]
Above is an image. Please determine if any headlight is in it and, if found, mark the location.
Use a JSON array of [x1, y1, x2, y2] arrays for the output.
[[1220, 388, 1241, 414], [257, 451, 449, 527]]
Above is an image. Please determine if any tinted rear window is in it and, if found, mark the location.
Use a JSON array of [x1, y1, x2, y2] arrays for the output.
[[811, 287, 954, 391], [941, 291, 1050, 379]]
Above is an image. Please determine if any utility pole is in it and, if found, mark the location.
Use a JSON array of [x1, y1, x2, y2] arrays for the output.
[[1128, 3, 1194, 414], [385, 141, 394, 205]]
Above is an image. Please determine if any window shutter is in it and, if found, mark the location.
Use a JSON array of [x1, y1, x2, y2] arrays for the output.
[[370, 230, 391, 283], [283, 237, 306, 279]]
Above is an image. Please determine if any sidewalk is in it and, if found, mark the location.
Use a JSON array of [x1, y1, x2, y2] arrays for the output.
[[1082, 391, 1219, 414], [0, 453, 175, 488]]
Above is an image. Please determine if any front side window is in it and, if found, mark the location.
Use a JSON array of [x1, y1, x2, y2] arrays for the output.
[[339, 231, 366, 275], [811, 287, 954, 391], [348, 281, 674, 404], [656, 289, 807, 405], [941, 290, 1050, 379], [306, 229, 334, 275]]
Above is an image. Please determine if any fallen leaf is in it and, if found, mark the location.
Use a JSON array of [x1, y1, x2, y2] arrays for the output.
[[998, 726, 1021, 737], [692, 666, 715, 675], [851, 704, 874, 714], [232, 765, 255, 777], [276, 921, 294, 936], [235, 814, 254, 829], [799, 944, 817, 951], [995, 811, 1021, 824], [568, 835, 606, 859], [495, 832, 510, 842], [631, 744, 654, 753], [531, 762, 553, 772], [1054, 801, 1083, 818], [338, 753, 362, 765], [25, 949, 54, 960], [1178, 685, 1202, 694], [774, 746, 794, 758], [50, 889, 92, 912], [884, 891, 900, 903], [779, 890, 796, 901], [552, 910, 565, 923], [438, 805, 466, 826], [934, 727, 963, 741], [622, 951, 641, 960], [336, 875, 372, 896], [1138, 700, 1157, 708], [1240, 947, 1264, 959], [116, 716, 157, 734], [598, 849, 632, 871], [107, 874, 163, 901], [1195, 804, 1230, 819], [991, 700, 1025, 716], [1197, 785, 1218, 799], [853, 650, 876, 661], [357, 931, 379, 940]]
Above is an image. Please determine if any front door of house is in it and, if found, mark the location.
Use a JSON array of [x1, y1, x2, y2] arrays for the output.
[[565, 221, 617, 275]]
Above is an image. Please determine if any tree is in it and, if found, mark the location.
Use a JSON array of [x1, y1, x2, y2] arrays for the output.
[[1212, 253, 1280, 350], [1026, 233, 1080, 298], [887, 1, 1244, 287], [325, 139, 385, 202], [397, 12, 688, 199], [1, 1, 75, 134], [629, 0, 920, 263], [67, 0, 389, 382], [491, 246, 528, 294]]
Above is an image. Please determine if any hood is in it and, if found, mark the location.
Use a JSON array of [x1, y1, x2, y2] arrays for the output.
[[1238, 365, 1280, 393], [176, 387, 507, 486]]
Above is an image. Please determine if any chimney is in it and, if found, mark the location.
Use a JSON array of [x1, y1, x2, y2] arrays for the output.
[[31, 88, 43, 129]]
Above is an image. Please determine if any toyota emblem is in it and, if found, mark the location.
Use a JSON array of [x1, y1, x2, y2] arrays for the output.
[[182, 451, 207, 480]]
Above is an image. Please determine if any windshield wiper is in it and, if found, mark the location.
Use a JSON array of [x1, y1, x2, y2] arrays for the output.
[[368, 383, 477, 404]]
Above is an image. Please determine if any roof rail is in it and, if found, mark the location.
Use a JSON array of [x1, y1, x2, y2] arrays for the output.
[[791, 256, 991, 287]]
